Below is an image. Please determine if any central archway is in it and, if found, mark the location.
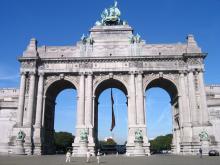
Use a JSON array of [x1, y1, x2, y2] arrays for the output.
[[42, 79, 77, 154], [94, 78, 128, 151], [145, 77, 180, 154]]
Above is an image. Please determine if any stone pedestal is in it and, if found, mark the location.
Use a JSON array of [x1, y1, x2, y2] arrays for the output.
[[201, 141, 210, 155], [133, 140, 145, 156], [13, 139, 25, 155], [75, 140, 88, 157]]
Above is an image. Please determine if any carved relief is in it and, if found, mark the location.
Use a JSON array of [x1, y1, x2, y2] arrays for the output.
[[79, 62, 93, 69], [25, 76, 30, 94], [21, 61, 36, 69], [93, 73, 129, 96], [129, 61, 143, 68], [143, 72, 179, 91], [187, 58, 203, 65]]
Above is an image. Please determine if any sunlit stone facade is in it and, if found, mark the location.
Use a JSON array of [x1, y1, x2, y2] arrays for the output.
[[0, 2, 220, 156]]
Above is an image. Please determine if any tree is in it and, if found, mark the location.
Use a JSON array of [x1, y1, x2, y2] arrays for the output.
[[149, 134, 173, 153], [54, 132, 75, 153]]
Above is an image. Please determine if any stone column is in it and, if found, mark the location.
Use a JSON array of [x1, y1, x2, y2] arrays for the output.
[[85, 73, 93, 127], [136, 72, 145, 125], [34, 72, 44, 128], [179, 72, 192, 142], [77, 72, 85, 126], [188, 70, 197, 124], [26, 71, 36, 126], [17, 71, 26, 126], [128, 71, 137, 126], [198, 70, 209, 124]]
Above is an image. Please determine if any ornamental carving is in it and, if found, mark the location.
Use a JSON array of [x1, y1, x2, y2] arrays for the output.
[[187, 58, 203, 65], [93, 73, 129, 96], [44, 74, 79, 95], [21, 61, 36, 69], [143, 72, 179, 91], [129, 61, 143, 68]]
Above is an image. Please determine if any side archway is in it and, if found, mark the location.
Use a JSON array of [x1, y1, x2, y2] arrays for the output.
[[144, 77, 181, 154], [42, 79, 77, 154]]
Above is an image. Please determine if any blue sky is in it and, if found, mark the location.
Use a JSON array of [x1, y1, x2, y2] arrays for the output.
[[0, 0, 220, 143]]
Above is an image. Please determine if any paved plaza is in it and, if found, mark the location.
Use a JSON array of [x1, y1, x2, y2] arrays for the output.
[[0, 155, 219, 165]]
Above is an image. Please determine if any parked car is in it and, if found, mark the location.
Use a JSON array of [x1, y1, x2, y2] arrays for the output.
[[208, 150, 219, 156]]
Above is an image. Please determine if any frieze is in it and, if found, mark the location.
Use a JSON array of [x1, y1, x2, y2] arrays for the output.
[[79, 62, 93, 69], [129, 61, 143, 68], [21, 61, 36, 69], [209, 109, 220, 121], [187, 58, 203, 66]]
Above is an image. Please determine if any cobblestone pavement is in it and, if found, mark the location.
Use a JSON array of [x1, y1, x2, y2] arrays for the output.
[[0, 155, 220, 165]]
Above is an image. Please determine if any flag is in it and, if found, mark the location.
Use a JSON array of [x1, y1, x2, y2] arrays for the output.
[[110, 88, 115, 131]]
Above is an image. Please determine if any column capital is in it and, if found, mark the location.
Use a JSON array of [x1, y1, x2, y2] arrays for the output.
[[196, 68, 204, 73], [38, 71, 45, 77], [79, 72, 85, 76], [137, 70, 143, 75], [179, 70, 187, 75], [129, 71, 136, 75], [188, 69, 195, 73], [86, 72, 93, 76], [20, 71, 27, 76], [29, 71, 36, 76]]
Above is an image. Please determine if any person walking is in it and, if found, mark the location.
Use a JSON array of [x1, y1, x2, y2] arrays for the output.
[[65, 150, 71, 163], [97, 150, 101, 164], [199, 148, 203, 158], [86, 150, 91, 163]]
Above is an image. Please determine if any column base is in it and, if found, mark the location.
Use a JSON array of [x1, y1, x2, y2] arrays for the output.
[[13, 140, 25, 155], [126, 142, 150, 156], [180, 141, 201, 155], [72, 140, 89, 157]]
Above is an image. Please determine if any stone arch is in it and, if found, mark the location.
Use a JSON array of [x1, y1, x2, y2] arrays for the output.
[[93, 77, 128, 147], [44, 76, 79, 96], [144, 76, 180, 153], [42, 78, 77, 154], [144, 76, 178, 101], [93, 75, 128, 98]]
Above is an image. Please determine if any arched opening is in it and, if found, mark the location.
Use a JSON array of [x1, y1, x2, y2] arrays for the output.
[[145, 78, 180, 154], [94, 79, 128, 154], [43, 79, 77, 154]]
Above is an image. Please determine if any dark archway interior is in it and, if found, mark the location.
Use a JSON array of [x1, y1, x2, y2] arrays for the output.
[[43, 79, 76, 154], [94, 78, 128, 147]]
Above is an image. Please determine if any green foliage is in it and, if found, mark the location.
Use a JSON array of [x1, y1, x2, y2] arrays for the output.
[[54, 132, 75, 152], [149, 134, 173, 153], [99, 138, 117, 146]]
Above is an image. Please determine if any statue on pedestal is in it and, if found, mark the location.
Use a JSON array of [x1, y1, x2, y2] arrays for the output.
[[14, 130, 26, 155], [135, 129, 143, 142], [95, 1, 127, 26], [80, 129, 88, 141], [133, 129, 145, 156]]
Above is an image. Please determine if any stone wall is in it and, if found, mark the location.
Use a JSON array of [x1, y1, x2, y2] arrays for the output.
[[0, 89, 19, 154], [206, 85, 220, 149]]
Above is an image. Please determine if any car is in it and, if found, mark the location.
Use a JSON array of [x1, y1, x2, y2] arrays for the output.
[[208, 150, 219, 156]]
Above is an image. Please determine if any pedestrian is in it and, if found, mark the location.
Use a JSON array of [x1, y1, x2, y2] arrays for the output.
[[86, 150, 91, 163], [97, 150, 101, 164], [199, 148, 202, 158], [65, 150, 71, 163]]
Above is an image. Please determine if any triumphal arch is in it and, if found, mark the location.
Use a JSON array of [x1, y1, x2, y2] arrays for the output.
[[0, 1, 220, 156]]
